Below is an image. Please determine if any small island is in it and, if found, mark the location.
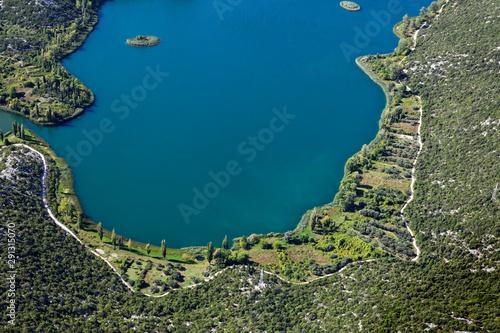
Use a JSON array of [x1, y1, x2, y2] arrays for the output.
[[340, 1, 361, 11], [126, 35, 160, 47]]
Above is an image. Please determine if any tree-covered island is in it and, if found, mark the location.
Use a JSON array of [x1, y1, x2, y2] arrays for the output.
[[126, 35, 160, 47]]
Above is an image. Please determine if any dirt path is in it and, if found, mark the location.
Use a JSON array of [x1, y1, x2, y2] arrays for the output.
[[13, 85, 423, 294], [263, 259, 376, 285], [399, 96, 423, 261], [8, 143, 383, 296], [12, 144, 136, 293], [398, 0, 450, 65]]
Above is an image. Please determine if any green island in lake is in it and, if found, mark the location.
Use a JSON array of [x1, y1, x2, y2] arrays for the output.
[[340, 1, 361, 11], [126, 35, 160, 47]]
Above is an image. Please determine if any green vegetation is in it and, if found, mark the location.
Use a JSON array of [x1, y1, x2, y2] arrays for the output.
[[126, 35, 160, 47], [0, 0, 105, 125], [340, 1, 361, 11], [0, 130, 210, 296], [0, 0, 499, 331]]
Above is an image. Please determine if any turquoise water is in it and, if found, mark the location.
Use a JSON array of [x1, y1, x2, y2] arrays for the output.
[[1, 0, 430, 248]]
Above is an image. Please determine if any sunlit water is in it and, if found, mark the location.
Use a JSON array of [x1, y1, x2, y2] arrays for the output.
[[1, 0, 430, 247]]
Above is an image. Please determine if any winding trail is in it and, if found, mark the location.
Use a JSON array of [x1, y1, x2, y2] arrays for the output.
[[6, 144, 382, 295], [11, 144, 136, 293], [7, 142, 411, 296], [398, 0, 449, 65], [9, 0, 440, 284], [263, 259, 376, 285], [395, 0, 451, 260], [399, 96, 423, 261], [10, 144, 375, 297]]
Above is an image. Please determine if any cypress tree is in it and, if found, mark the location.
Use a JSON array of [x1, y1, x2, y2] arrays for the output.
[[127, 239, 132, 252], [0, 130, 3, 142], [76, 213, 82, 229], [222, 235, 228, 250], [161, 239, 166, 259], [20, 124, 24, 140], [97, 222, 103, 242], [12, 121, 17, 137], [146, 243, 151, 255], [111, 228, 116, 250], [207, 242, 214, 264]]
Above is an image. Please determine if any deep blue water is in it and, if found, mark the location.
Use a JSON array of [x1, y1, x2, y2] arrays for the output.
[[1, 0, 430, 248]]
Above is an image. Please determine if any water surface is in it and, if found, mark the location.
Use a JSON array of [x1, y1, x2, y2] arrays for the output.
[[1, 0, 431, 248]]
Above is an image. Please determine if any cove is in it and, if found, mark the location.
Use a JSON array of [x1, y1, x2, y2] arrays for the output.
[[1, 0, 431, 248]]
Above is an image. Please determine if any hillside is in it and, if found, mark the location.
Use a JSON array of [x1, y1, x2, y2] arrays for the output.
[[0, 0, 499, 331]]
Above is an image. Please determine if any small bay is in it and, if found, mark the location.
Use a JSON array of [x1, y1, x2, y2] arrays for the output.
[[1, 0, 430, 248]]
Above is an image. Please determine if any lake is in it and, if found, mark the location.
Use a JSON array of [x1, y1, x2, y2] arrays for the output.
[[0, 0, 430, 248]]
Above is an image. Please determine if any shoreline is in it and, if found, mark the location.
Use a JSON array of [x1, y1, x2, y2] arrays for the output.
[[35, 41, 407, 251], [0, 3, 426, 291], [0, 5, 99, 126]]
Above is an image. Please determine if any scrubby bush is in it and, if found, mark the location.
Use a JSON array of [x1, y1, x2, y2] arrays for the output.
[[239, 236, 249, 250], [272, 240, 283, 250], [134, 278, 145, 289], [171, 271, 182, 281], [247, 234, 260, 245], [260, 238, 272, 249]]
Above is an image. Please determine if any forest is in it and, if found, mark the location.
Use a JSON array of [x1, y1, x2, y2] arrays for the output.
[[0, 0, 499, 331]]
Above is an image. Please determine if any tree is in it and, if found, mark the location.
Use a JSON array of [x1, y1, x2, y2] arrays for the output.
[[222, 235, 228, 250], [395, 38, 411, 57], [214, 249, 227, 267], [310, 207, 317, 231], [161, 239, 166, 259], [236, 252, 249, 264], [260, 238, 272, 249], [247, 234, 260, 245], [111, 228, 116, 250], [8, 86, 16, 99], [146, 243, 151, 255], [20, 124, 24, 140], [134, 278, 145, 290], [12, 121, 17, 137], [127, 239, 132, 252], [76, 213, 82, 229], [429, 1, 439, 14], [97, 222, 103, 242], [361, 144, 368, 157], [420, 6, 427, 17], [207, 242, 214, 264], [239, 236, 249, 250], [283, 231, 294, 243], [0, 130, 3, 142]]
